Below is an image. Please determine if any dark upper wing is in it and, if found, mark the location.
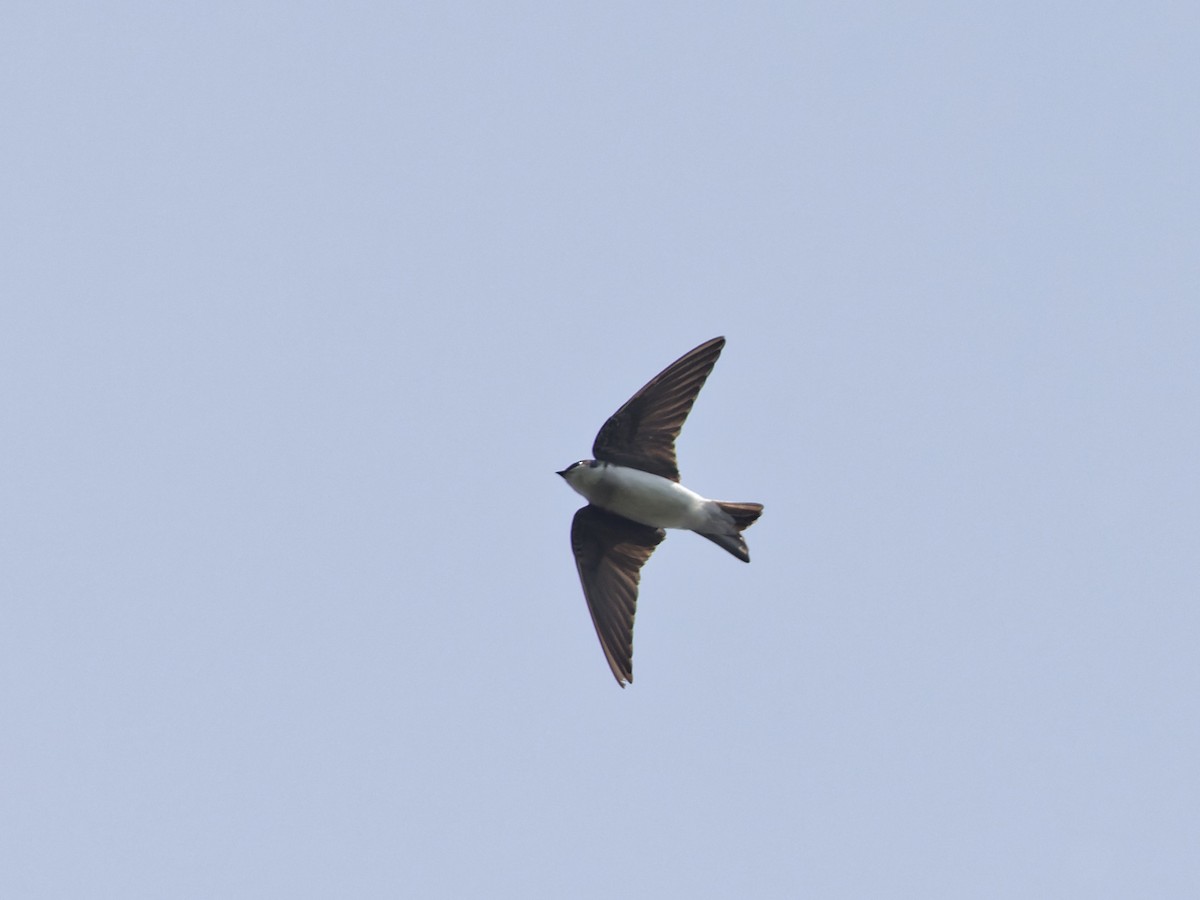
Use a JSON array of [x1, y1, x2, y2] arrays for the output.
[[570, 505, 666, 687], [592, 336, 725, 481]]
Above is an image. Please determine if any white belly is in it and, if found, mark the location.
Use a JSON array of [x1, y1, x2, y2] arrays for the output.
[[589, 465, 712, 530]]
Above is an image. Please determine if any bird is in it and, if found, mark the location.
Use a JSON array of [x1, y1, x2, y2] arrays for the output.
[[558, 336, 763, 687]]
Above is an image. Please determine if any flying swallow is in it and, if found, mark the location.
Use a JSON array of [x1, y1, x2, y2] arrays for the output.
[[558, 336, 763, 686]]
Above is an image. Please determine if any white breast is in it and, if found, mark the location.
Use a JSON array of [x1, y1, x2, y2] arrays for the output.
[[587, 464, 712, 530]]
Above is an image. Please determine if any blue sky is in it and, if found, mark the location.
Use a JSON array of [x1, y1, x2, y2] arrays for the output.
[[3, 3, 1198, 897]]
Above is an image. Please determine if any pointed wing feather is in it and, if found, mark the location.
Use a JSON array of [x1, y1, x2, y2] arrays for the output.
[[570, 505, 666, 687], [592, 336, 725, 482]]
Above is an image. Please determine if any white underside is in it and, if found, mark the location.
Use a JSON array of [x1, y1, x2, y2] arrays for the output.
[[564, 462, 732, 533]]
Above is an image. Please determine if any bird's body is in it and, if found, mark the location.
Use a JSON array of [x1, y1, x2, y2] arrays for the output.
[[558, 336, 763, 686], [559, 460, 719, 531]]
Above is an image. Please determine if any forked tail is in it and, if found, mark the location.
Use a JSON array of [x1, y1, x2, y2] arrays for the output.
[[699, 501, 764, 563]]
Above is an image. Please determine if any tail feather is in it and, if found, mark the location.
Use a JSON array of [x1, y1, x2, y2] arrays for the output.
[[717, 501, 763, 531], [699, 501, 764, 563]]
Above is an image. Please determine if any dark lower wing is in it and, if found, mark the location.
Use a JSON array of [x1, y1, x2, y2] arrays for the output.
[[570, 505, 666, 686]]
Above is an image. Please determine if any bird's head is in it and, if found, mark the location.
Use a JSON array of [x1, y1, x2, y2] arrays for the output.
[[557, 459, 603, 492]]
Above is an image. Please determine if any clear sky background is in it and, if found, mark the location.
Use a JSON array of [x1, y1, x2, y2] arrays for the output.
[[3, 3, 1198, 898]]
